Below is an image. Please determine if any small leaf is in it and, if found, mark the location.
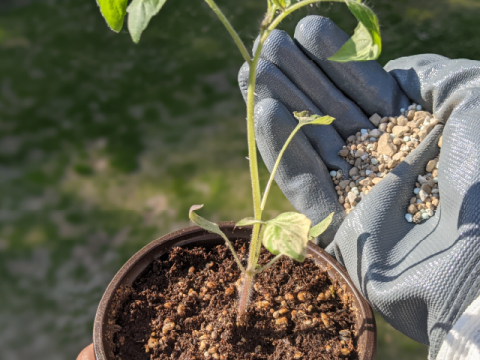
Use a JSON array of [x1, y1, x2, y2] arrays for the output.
[[189, 204, 204, 217], [272, 0, 290, 10], [261, 212, 312, 262], [328, 1, 381, 62], [293, 111, 310, 119], [302, 115, 335, 126], [272, 0, 285, 9], [293, 111, 335, 126], [127, 0, 168, 43], [236, 217, 265, 227], [189, 204, 229, 239], [309, 213, 334, 240], [96, 0, 128, 32]]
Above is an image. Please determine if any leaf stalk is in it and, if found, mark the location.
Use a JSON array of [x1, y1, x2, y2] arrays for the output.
[[203, 0, 252, 65], [261, 124, 302, 211], [254, 254, 283, 274]]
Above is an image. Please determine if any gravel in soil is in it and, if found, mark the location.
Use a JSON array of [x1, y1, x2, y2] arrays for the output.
[[330, 104, 441, 223], [110, 241, 358, 360]]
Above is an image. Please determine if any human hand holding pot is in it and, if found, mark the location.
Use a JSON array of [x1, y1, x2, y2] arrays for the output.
[[238, 15, 480, 359], [77, 344, 94, 360]]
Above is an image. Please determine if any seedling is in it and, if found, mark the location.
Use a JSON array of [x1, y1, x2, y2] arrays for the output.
[[96, 0, 381, 322]]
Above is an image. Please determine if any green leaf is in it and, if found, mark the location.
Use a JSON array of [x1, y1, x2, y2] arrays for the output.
[[272, 0, 284, 9], [189, 204, 229, 240], [261, 212, 312, 262], [127, 0, 168, 43], [309, 213, 334, 240], [293, 111, 335, 126], [236, 217, 265, 227], [328, 1, 381, 62], [96, 0, 128, 32], [293, 110, 310, 119]]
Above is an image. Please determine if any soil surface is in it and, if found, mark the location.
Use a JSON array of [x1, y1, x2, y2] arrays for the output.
[[111, 240, 358, 360]]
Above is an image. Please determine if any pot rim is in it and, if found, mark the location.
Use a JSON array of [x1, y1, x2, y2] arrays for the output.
[[94, 222, 376, 359]]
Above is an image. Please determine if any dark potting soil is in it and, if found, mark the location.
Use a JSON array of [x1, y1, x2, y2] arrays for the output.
[[110, 240, 358, 360]]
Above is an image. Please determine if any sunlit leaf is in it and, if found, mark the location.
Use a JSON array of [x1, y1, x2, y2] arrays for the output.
[[309, 213, 334, 240], [189, 204, 229, 240], [261, 212, 311, 262], [96, 0, 128, 32], [293, 110, 309, 119], [236, 217, 265, 227], [328, 1, 381, 62], [127, 0, 168, 43], [293, 111, 335, 126]]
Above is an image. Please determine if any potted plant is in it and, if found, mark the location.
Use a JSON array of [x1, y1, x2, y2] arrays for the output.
[[93, 0, 381, 358]]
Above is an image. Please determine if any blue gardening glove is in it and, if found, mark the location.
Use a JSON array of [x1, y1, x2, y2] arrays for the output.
[[238, 15, 480, 359]]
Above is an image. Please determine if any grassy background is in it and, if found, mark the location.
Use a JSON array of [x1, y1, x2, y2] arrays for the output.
[[0, 0, 479, 359]]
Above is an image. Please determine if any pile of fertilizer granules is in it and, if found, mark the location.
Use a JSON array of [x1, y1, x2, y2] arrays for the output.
[[330, 104, 441, 223]]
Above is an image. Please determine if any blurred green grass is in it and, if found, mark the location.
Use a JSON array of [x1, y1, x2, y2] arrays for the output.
[[0, 0, 478, 359]]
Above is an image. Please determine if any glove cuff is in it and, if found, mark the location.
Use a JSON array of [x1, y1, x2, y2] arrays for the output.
[[429, 253, 480, 359]]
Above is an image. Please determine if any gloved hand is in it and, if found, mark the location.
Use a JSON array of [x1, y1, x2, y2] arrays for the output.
[[238, 15, 412, 246], [238, 15, 480, 359]]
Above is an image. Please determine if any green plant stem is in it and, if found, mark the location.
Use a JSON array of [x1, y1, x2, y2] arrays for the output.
[[203, 0, 252, 66], [261, 124, 303, 211], [237, 271, 254, 324], [236, 35, 266, 320], [254, 254, 283, 274], [239, 0, 340, 321], [202, 1, 263, 322], [207, 0, 345, 322], [245, 33, 266, 273]]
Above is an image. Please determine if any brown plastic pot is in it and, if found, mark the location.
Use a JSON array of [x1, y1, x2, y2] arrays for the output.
[[93, 222, 376, 360]]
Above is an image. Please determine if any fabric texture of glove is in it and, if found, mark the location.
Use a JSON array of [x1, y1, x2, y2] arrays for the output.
[[238, 15, 480, 359]]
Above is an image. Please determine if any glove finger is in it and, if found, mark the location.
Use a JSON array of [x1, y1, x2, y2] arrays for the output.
[[385, 55, 477, 122], [294, 15, 410, 117], [255, 98, 346, 247], [238, 59, 351, 175], [254, 29, 374, 139]]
